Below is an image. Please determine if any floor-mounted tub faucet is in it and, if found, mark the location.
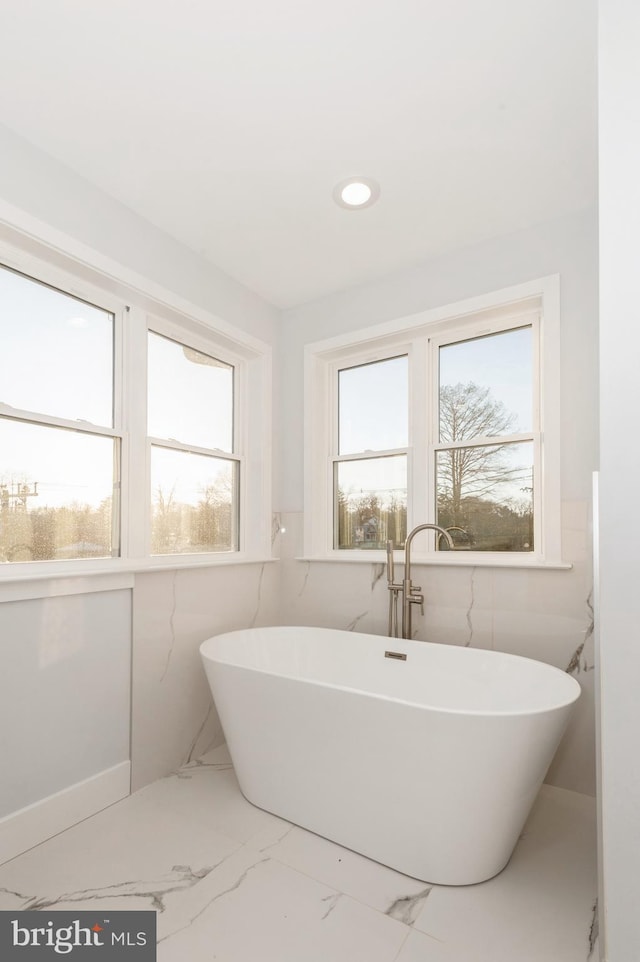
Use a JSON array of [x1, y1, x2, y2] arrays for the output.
[[386, 523, 455, 639]]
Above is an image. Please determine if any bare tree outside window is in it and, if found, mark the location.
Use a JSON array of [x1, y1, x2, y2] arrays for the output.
[[335, 379, 534, 553], [436, 382, 534, 551]]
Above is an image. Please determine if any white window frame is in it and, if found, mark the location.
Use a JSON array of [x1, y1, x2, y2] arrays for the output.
[[0, 252, 127, 565], [0, 223, 272, 583], [143, 316, 242, 558], [304, 276, 564, 568]]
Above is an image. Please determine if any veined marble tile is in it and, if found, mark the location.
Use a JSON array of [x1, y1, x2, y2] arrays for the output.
[[131, 561, 280, 792], [157, 852, 409, 962], [0, 743, 597, 962], [276, 510, 303, 562], [408, 785, 598, 962], [260, 824, 430, 917], [415, 604, 494, 649], [0, 787, 243, 914], [410, 564, 494, 613], [143, 747, 291, 848]]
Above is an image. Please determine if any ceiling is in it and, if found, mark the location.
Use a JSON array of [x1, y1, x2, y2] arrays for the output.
[[0, 0, 597, 309]]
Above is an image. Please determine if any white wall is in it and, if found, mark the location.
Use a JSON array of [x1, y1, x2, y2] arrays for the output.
[[598, 2, 640, 958], [277, 208, 599, 797]]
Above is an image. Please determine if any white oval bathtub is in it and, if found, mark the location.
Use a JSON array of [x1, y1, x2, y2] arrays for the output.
[[200, 625, 581, 885]]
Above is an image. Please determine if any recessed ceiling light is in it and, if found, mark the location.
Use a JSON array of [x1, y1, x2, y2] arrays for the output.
[[333, 177, 380, 210]]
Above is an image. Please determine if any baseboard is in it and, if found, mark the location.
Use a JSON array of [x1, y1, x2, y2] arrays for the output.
[[0, 761, 131, 865]]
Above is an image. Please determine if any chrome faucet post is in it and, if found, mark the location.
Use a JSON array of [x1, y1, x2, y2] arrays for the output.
[[401, 523, 454, 640], [385, 540, 403, 637], [386, 524, 457, 640]]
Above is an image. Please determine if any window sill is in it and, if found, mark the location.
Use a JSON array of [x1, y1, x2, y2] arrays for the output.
[[0, 555, 278, 602], [296, 553, 572, 571]]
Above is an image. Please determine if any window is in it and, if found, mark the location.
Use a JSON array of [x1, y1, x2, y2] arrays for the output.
[[306, 277, 561, 565], [147, 330, 239, 555], [0, 263, 120, 563], [335, 355, 408, 549], [0, 238, 271, 574], [433, 325, 535, 552]]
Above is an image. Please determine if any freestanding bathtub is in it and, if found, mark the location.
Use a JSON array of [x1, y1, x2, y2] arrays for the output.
[[200, 625, 580, 885]]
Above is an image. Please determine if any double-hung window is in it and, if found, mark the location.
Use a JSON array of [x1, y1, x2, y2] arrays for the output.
[[0, 236, 271, 574], [0, 262, 121, 564], [334, 354, 408, 550], [306, 277, 561, 565], [430, 320, 536, 553], [147, 326, 239, 555]]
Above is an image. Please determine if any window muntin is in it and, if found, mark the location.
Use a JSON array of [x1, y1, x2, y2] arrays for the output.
[[0, 263, 114, 426], [147, 328, 240, 557], [0, 263, 120, 564]]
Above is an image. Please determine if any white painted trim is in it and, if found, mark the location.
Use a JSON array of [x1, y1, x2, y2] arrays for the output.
[[295, 554, 571, 570], [0, 761, 130, 865], [0, 559, 276, 602], [0, 572, 134, 602], [304, 278, 554, 357]]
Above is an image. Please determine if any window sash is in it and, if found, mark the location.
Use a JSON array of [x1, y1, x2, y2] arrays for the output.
[[0, 416, 122, 562], [147, 329, 235, 454], [0, 261, 116, 429], [435, 439, 536, 553], [149, 444, 240, 555], [333, 452, 408, 550]]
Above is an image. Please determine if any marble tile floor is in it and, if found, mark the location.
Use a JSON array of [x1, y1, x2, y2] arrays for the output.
[[0, 746, 598, 961]]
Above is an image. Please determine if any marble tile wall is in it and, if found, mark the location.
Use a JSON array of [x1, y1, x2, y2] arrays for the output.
[[275, 506, 596, 796], [131, 561, 279, 792]]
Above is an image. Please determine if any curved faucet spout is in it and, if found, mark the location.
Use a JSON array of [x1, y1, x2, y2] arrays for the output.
[[401, 523, 455, 640], [404, 522, 454, 564]]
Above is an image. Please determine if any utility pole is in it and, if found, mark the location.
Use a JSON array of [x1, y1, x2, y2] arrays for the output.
[[0, 481, 38, 511]]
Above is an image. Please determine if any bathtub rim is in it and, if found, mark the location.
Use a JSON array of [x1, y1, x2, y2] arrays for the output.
[[200, 625, 582, 719]]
